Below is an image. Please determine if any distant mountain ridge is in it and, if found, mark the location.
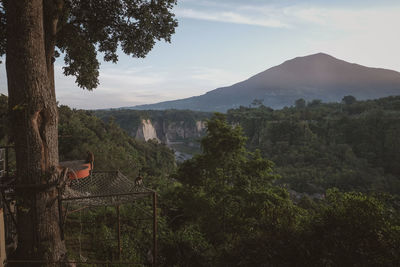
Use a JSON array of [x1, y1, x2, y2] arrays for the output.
[[127, 53, 400, 112]]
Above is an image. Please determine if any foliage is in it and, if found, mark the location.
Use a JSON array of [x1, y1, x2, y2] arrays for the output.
[[1, 101, 400, 265], [57, 105, 176, 263], [308, 99, 323, 107], [223, 190, 400, 267], [227, 96, 400, 195], [0, 98, 176, 263], [65, 202, 157, 264], [162, 114, 291, 265], [2, 1, 178, 262], [251, 99, 264, 107], [295, 98, 306, 108], [303, 190, 400, 266], [59, 0, 177, 89], [160, 113, 400, 266], [58, 105, 175, 179], [1, 0, 178, 89], [342, 95, 357, 105]]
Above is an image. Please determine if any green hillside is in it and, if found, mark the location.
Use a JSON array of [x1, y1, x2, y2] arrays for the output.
[[227, 96, 400, 195], [58, 105, 176, 179], [0, 96, 176, 182], [1, 94, 399, 265]]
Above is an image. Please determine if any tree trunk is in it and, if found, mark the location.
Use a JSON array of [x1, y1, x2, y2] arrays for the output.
[[6, 0, 66, 264]]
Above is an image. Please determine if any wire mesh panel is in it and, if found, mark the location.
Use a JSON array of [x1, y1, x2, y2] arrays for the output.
[[62, 171, 154, 207], [59, 171, 157, 266], [63, 203, 155, 266]]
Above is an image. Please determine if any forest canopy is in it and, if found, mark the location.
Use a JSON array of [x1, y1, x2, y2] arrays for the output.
[[0, 97, 399, 265]]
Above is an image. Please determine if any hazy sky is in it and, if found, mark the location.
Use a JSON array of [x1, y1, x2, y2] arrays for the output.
[[1, 0, 400, 109]]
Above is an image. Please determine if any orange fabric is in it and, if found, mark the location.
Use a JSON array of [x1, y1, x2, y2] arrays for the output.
[[68, 163, 91, 179]]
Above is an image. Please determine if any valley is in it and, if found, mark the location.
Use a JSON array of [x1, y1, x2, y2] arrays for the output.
[[94, 109, 212, 161], [96, 95, 400, 196]]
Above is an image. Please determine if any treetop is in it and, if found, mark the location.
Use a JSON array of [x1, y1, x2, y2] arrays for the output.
[[0, 0, 178, 89]]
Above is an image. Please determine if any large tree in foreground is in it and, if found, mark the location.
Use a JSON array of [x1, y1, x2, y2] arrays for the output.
[[0, 0, 177, 263]]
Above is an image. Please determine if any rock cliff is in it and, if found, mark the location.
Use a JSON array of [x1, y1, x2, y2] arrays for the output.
[[94, 109, 211, 160], [135, 119, 160, 142], [135, 118, 206, 145]]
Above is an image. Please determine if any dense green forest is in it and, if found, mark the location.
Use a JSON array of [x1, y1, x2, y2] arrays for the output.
[[227, 96, 400, 196], [159, 112, 400, 266], [0, 94, 399, 266], [96, 96, 400, 196]]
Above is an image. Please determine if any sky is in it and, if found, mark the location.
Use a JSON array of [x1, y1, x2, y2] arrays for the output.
[[1, 0, 400, 109]]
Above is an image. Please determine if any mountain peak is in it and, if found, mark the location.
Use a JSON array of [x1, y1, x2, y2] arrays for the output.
[[281, 52, 342, 67], [130, 53, 400, 112], [307, 52, 334, 58], [248, 52, 350, 85], [295, 52, 336, 59]]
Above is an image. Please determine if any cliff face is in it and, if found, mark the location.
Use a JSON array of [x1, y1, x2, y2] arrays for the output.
[[94, 109, 211, 160], [163, 120, 206, 144], [135, 118, 206, 145], [135, 119, 160, 142]]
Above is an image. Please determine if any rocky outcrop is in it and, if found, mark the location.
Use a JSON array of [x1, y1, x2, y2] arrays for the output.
[[94, 109, 211, 159], [135, 118, 206, 145], [136, 119, 160, 142], [196, 121, 206, 133], [163, 121, 206, 144]]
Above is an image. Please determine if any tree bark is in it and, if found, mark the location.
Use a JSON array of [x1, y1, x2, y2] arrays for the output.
[[6, 0, 66, 264]]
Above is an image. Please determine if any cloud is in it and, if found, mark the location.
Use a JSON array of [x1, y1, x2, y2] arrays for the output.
[[175, 2, 400, 71], [53, 64, 247, 109], [188, 67, 247, 85], [283, 5, 400, 31], [54, 65, 170, 108], [283, 5, 400, 71], [175, 7, 290, 28], [176, 2, 400, 34], [3, 1, 400, 109]]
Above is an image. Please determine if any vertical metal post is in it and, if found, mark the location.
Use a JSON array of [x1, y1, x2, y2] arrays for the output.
[[0, 148, 4, 178], [5, 147, 9, 179], [58, 188, 64, 240], [152, 192, 157, 267], [117, 205, 121, 260]]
